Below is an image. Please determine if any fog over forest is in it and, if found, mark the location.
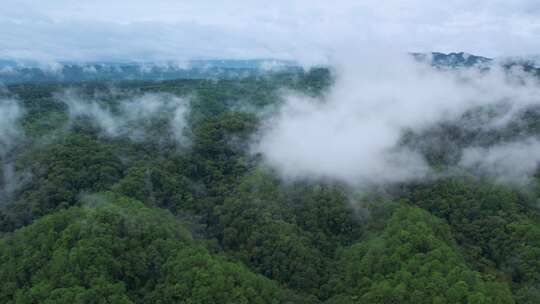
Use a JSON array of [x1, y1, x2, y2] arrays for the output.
[[1, 2, 540, 304]]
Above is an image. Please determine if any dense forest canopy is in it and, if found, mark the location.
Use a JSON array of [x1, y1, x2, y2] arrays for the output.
[[1, 60, 540, 304]]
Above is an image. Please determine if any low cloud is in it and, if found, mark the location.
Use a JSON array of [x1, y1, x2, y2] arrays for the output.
[[253, 50, 540, 186], [60, 91, 190, 144], [460, 138, 540, 185]]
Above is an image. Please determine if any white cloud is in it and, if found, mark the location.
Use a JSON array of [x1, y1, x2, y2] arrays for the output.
[[1, 1, 540, 63], [252, 49, 540, 185]]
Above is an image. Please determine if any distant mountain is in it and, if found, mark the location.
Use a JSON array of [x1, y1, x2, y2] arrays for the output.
[[498, 55, 540, 69], [411, 52, 493, 68], [4, 53, 539, 84], [0, 59, 299, 84]]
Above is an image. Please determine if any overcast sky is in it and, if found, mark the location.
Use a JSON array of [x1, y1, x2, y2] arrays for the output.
[[2, 0, 540, 63]]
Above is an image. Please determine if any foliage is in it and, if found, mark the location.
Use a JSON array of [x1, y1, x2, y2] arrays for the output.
[[327, 206, 515, 304], [0, 193, 287, 304], [1, 70, 540, 302]]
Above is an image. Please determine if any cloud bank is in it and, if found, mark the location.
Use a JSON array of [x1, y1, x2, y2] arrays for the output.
[[253, 50, 540, 185]]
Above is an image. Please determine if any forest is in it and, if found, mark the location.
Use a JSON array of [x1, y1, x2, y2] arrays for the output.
[[0, 64, 540, 304]]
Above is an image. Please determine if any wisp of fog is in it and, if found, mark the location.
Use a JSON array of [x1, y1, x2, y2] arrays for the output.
[[60, 91, 189, 144], [0, 98, 24, 157], [0, 98, 25, 202]]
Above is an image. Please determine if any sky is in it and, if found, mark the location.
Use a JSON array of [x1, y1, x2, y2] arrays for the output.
[[2, 0, 540, 64]]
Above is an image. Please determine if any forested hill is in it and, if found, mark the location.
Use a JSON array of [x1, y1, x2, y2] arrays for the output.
[[0, 65, 540, 304], [411, 52, 493, 67], [2, 52, 537, 85], [0, 59, 299, 84]]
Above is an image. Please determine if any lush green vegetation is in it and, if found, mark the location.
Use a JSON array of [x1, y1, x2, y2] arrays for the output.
[[1, 68, 540, 303], [0, 193, 288, 303]]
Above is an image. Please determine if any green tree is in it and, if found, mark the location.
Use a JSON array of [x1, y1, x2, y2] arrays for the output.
[[327, 205, 514, 304], [0, 193, 288, 303]]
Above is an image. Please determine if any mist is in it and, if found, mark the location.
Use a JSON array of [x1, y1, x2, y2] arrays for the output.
[[459, 138, 540, 185], [253, 50, 540, 186], [60, 91, 190, 144], [0, 98, 26, 202], [0, 98, 24, 157]]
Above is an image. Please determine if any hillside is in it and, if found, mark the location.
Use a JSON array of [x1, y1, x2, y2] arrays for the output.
[[1, 64, 540, 303]]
